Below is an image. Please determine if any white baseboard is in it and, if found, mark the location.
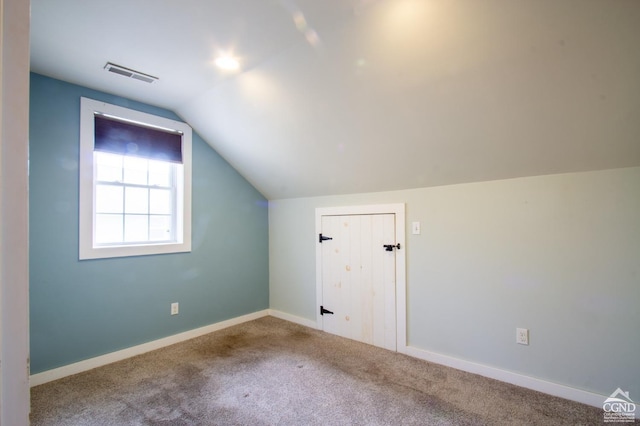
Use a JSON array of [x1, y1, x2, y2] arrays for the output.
[[30, 309, 270, 387], [268, 309, 318, 329], [29, 310, 607, 410], [403, 345, 606, 408]]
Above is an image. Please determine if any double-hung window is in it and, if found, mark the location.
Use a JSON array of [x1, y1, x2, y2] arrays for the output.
[[79, 97, 192, 259]]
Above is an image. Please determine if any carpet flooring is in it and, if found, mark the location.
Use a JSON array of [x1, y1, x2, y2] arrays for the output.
[[31, 316, 603, 425]]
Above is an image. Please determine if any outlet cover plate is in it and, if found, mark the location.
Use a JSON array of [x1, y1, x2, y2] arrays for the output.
[[516, 328, 529, 345]]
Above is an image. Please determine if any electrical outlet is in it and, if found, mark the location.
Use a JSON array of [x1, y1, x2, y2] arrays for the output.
[[171, 302, 179, 316], [516, 328, 529, 345]]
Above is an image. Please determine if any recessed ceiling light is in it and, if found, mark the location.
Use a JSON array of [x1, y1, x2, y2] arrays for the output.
[[215, 55, 240, 71]]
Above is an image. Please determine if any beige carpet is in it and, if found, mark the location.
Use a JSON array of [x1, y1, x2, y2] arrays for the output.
[[31, 316, 602, 425]]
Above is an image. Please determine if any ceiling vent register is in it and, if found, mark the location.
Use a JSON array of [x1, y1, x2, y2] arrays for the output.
[[104, 62, 158, 83]]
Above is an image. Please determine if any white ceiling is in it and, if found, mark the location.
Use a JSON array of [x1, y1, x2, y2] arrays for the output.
[[31, 0, 640, 199]]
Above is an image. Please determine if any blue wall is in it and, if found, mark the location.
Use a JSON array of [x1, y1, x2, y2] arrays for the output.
[[29, 73, 269, 374]]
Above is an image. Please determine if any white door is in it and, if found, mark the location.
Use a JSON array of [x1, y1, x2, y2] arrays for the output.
[[320, 214, 397, 351]]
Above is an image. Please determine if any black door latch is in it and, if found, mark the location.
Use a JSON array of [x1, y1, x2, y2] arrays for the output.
[[383, 243, 401, 251], [320, 306, 334, 315]]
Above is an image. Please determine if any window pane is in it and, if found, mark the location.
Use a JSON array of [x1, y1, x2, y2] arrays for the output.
[[95, 152, 123, 182], [95, 214, 123, 244], [125, 187, 149, 214], [123, 156, 148, 185], [96, 185, 123, 213], [124, 215, 149, 242], [150, 215, 172, 241], [148, 160, 172, 187], [150, 189, 172, 214]]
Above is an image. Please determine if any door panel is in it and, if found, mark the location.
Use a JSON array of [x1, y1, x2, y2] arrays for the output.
[[373, 214, 397, 350], [321, 214, 396, 351]]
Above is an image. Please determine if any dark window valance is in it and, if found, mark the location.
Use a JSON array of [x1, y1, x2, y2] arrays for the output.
[[94, 114, 182, 163]]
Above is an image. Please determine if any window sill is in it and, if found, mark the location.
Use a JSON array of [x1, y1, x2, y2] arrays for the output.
[[79, 241, 191, 260]]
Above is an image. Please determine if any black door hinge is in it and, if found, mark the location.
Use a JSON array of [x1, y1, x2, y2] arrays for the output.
[[320, 306, 334, 315], [319, 233, 333, 243]]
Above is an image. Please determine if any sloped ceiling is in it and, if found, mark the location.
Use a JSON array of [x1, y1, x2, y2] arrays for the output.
[[30, 0, 640, 199]]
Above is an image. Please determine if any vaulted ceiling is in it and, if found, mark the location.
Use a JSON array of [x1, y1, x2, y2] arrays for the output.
[[30, 0, 640, 199]]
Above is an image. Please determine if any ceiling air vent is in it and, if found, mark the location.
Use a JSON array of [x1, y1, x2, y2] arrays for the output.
[[104, 62, 158, 83]]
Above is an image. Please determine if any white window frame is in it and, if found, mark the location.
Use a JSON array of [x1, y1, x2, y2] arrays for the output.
[[79, 97, 192, 260]]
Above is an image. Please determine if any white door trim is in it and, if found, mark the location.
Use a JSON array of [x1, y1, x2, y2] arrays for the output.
[[315, 204, 406, 353]]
